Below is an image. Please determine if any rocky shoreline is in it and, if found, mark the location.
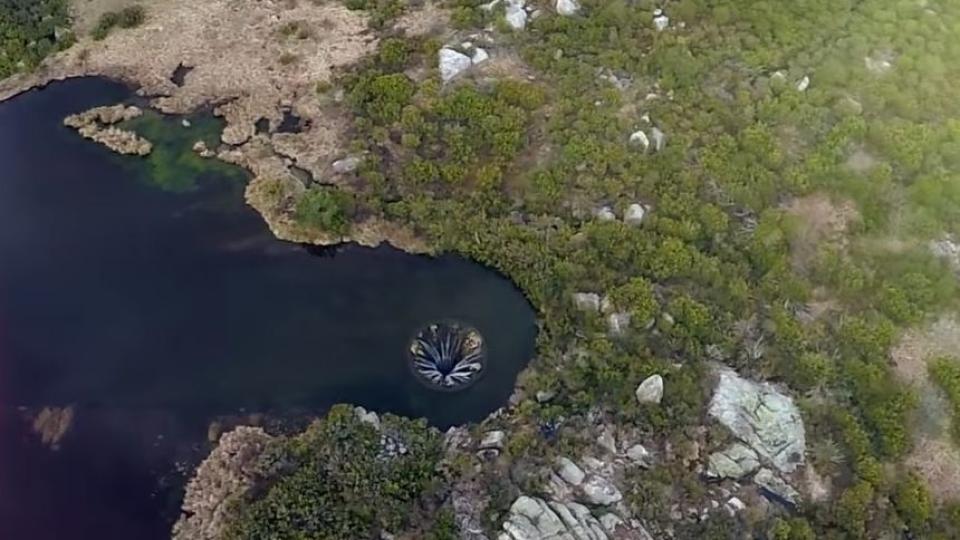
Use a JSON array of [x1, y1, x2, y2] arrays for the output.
[[63, 104, 152, 156], [0, 0, 428, 253]]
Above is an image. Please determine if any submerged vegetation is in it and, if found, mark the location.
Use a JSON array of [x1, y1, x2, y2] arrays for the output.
[[119, 110, 247, 193]]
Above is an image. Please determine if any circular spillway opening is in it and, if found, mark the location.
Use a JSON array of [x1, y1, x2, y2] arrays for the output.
[[408, 320, 486, 391]]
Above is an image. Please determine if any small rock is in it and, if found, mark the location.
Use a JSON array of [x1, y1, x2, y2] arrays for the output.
[[625, 444, 652, 466], [556, 457, 586, 486], [181, 119, 191, 128], [653, 13, 669, 31], [192, 140, 215, 158], [599, 513, 624, 534], [535, 390, 556, 403], [635, 374, 664, 404], [556, 0, 580, 16], [355, 407, 381, 430], [439, 48, 473, 83], [607, 312, 631, 336], [706, 443, 760, 479], [332, 156, 361, 174], [754, 468, 800, 506], [796, 75, 810, 92], [580, 475, 622, 506], [572, 292, 602, 312], [651, 127, 665, 152], [708, 368, 805, 473], [597, 429, 617, 455], [865, 52, 894, 74], [931, 237, 960, 269], [505, 0, 527, 30], [480, 430, 506, 451], [594, 206, 617, 221], [624, 203, 646, 225], [480, 0, 502, 10], [629, 129, 650, 151], [471, 47, 490, 65], [724, 497, 747, 517]]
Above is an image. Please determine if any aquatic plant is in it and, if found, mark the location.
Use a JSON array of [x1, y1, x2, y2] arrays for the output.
[[409, 321, 485, 390]]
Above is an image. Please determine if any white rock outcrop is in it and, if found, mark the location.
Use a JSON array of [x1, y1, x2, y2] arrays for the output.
[[580, 475, 622, 506], [556, 457, 586, 486], [930, 237, 960, 269], [172, 427, 273, 540], [572, 292, 602, 312], [629, 129, 650, 151], [332, 155, 361, 174], [499, 496, 611, 540], [754, 468, 801, 506], [796, 75, 810, 92], [706, 442, 760, 479], [653, 9, 669, 31], [635, 374, 664, 404], [607, 312, 631, 336], [625, 444, 652, 467], [440, 48, 473, 82], [650, 127, 665, 152], [708, 369, 805, 473], [556, 0, 580, 16], [594, 205, 617, 221], [505, 0, 528, 29], [472, 47, 490, 65], [480, 430, 507, 451], [624, 203, 646, 225]]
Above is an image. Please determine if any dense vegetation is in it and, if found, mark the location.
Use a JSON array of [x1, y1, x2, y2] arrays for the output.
[[0, 0, 71, 78], [279, 0, 960, 537], [4, 0, 959, 536], [225, 405, 445, 540]]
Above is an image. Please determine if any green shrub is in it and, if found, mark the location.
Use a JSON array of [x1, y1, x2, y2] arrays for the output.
[[224, 405, 443, 540], [893, 472, 932, 533], [294, 187, 355, 235], [92, 5, 145, 40], [930, 357, 960, 444]]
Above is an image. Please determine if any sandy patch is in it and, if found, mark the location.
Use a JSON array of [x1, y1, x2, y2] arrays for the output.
[[892, 316, 960, 501], [845, 147, 878, 173], [784, 193, 859, 272], [394, 1, 450, 36]]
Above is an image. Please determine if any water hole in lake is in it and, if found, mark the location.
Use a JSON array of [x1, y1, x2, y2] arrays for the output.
[[0, 78, 537, 539]]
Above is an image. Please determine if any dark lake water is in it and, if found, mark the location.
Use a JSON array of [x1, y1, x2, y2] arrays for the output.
[[0, 78, 537, 539]]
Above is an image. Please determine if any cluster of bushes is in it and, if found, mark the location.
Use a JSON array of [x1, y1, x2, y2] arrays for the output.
[[0, 0, 72, 78], [224, 405, 445, 539], [930, 357, 960, 445], [243, 0, 960, 536], [92, 5, 145, 41], [295, 186, 355, 236]]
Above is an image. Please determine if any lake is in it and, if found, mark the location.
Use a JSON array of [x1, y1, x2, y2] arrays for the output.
[[0, 78, 537, 539]]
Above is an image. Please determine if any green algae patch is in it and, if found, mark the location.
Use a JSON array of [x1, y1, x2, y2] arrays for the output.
[[120, 110, 247, 193]]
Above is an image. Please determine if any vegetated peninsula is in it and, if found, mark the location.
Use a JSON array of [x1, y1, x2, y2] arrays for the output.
[[3, 0, 960, 538]]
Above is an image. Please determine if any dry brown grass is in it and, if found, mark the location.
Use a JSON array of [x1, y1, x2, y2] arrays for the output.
[[783, 193, 859, 273], [892, 316, 960, 501]]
